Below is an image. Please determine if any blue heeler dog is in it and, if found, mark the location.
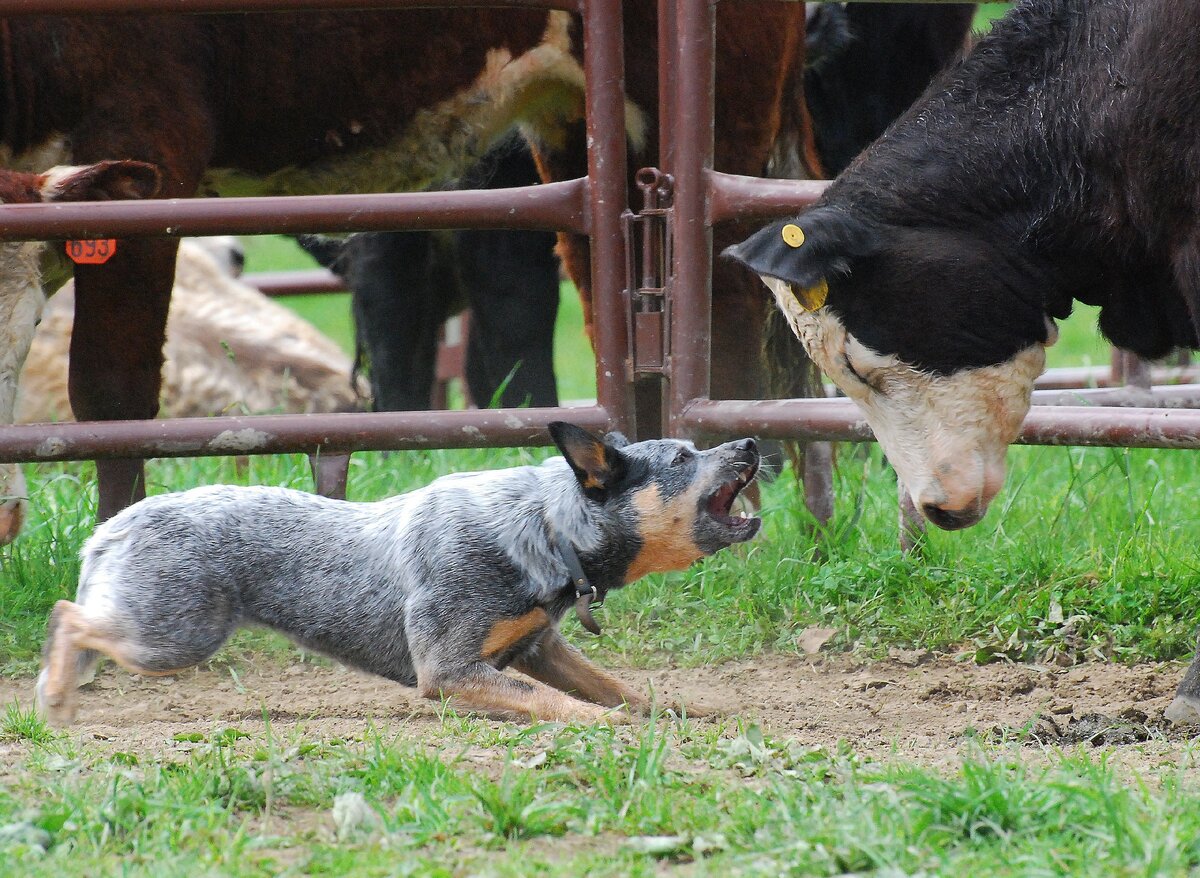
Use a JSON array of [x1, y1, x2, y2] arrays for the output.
[[38, 423, 760, 725]]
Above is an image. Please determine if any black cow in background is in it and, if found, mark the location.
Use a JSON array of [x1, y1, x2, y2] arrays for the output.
[[296, 135, 559, 411], [804, 3, 977, 176], [300, 6, 975, 415]]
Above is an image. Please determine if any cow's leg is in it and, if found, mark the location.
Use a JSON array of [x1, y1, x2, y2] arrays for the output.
[[1166, 242, 1200, 723], [69, 238, 178, 519], [457, 144, 560, 408], [1168, 242, 1200, 685], [460, 226, 560, 408], [0, 251, 43, 543], [349, 231, 448, 412], [69, 112, 211, 520]]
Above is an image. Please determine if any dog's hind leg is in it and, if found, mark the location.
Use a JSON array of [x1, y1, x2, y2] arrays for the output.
[[37, 600, 93, 725], [38, 597, 213, 725], [417, 660, 612, 724], [511, 631, 649, 713]]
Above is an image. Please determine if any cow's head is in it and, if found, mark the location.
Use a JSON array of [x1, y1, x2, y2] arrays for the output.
[[725, 206, 1055, 530]]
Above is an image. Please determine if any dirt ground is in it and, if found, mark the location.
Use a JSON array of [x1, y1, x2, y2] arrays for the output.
[[2, 653, 1198, 775]]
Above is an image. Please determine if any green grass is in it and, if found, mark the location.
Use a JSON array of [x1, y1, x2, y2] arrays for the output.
[[3, 719, 1200, 876], [3, 412, 1198, 675], [974, 3, 1012, 33], [2, 233, 1196, 874]]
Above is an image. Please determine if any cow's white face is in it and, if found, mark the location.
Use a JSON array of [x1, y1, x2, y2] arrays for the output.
[[764, 277, 1049, 528]]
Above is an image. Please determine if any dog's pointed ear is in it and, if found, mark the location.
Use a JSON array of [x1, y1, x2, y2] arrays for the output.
[[549, 422, 627, 497], [722, 207, 879, 297]]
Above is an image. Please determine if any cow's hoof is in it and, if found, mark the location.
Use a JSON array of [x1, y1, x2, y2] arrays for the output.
[[0, 497, 27, 545], [1164, 694, 1200, 725]]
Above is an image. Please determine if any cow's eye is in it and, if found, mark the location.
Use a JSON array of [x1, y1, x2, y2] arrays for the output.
[[672, 448, 694, 466]]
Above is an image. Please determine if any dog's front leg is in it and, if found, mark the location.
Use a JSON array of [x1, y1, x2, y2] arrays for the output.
[[417, 660, 612, 724], [515, 632, 718, 718], [512, 631, 650, 713]]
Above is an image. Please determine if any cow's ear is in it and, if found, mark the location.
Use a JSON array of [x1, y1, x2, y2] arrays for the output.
[[722, 207, 879, 292], [549, 421, 628, 497], [39, 160, 161, 203]]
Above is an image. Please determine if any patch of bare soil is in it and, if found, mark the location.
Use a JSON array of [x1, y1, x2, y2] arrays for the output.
[[2, 653, 1197, 775]]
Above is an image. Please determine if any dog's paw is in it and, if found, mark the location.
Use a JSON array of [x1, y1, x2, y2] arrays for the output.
[[674, 700, 718, 719], [35, 669, 78, 727]]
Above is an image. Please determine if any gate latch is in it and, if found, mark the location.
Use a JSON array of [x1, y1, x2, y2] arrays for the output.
[[621, 168, 673, 378]]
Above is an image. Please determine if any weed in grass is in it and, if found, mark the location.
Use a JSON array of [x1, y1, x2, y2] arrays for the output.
[[469, 768, 575, 841], [0, 699, 56, 744]]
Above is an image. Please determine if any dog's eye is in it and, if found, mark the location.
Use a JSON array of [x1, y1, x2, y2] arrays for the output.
[[671, 448, 694, 466]]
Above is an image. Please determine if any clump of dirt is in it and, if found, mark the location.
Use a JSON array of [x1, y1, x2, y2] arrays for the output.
[[987, 707, 1195, 748]]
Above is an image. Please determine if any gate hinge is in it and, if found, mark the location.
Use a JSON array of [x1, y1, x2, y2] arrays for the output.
[[621, 168, 674, 379]]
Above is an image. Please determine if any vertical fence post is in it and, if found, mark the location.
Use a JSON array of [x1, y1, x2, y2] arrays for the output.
[[665, 0, 716, 439], [583, 0, 633, 437]]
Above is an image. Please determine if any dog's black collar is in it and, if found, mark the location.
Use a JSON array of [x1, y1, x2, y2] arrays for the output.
[[554, 533, 603, 636]]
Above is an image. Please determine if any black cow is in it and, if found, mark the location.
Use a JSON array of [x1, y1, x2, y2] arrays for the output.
[[804, 3, 976, 176], [296, 137, 560, 411], [726, 0, 1200, 719]]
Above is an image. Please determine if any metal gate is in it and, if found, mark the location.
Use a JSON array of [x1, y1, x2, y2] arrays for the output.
[[0, 0, 1197, 512]]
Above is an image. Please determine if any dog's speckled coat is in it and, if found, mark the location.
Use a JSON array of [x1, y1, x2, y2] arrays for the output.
[[38, 424, 759, 725]]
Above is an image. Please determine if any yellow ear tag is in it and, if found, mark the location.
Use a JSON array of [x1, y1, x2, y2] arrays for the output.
[[793, 278, 829, 312], [781, 223, 805, 248]]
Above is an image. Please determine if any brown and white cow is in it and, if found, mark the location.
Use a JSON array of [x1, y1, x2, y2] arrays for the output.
[[0, 161, 160, 543]]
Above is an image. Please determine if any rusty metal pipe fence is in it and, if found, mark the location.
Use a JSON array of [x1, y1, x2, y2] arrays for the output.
[[0, 0, 1196, 480]]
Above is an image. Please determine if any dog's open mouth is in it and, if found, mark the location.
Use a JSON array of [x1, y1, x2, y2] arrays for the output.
[[702, 462, 761, 539]]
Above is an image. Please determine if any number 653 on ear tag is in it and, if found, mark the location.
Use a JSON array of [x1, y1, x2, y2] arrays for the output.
[[66, 239, 117, 265]]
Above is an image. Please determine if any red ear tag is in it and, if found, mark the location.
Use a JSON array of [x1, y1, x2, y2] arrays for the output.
[[65, 239, 117, 265]]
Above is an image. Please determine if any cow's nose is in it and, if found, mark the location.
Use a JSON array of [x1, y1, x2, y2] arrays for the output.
[[920, 502, 983, 531]]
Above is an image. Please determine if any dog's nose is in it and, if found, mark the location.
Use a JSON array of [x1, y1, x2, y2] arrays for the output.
[[920, 502, 983, 531], [733, 438, 758, 456]]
